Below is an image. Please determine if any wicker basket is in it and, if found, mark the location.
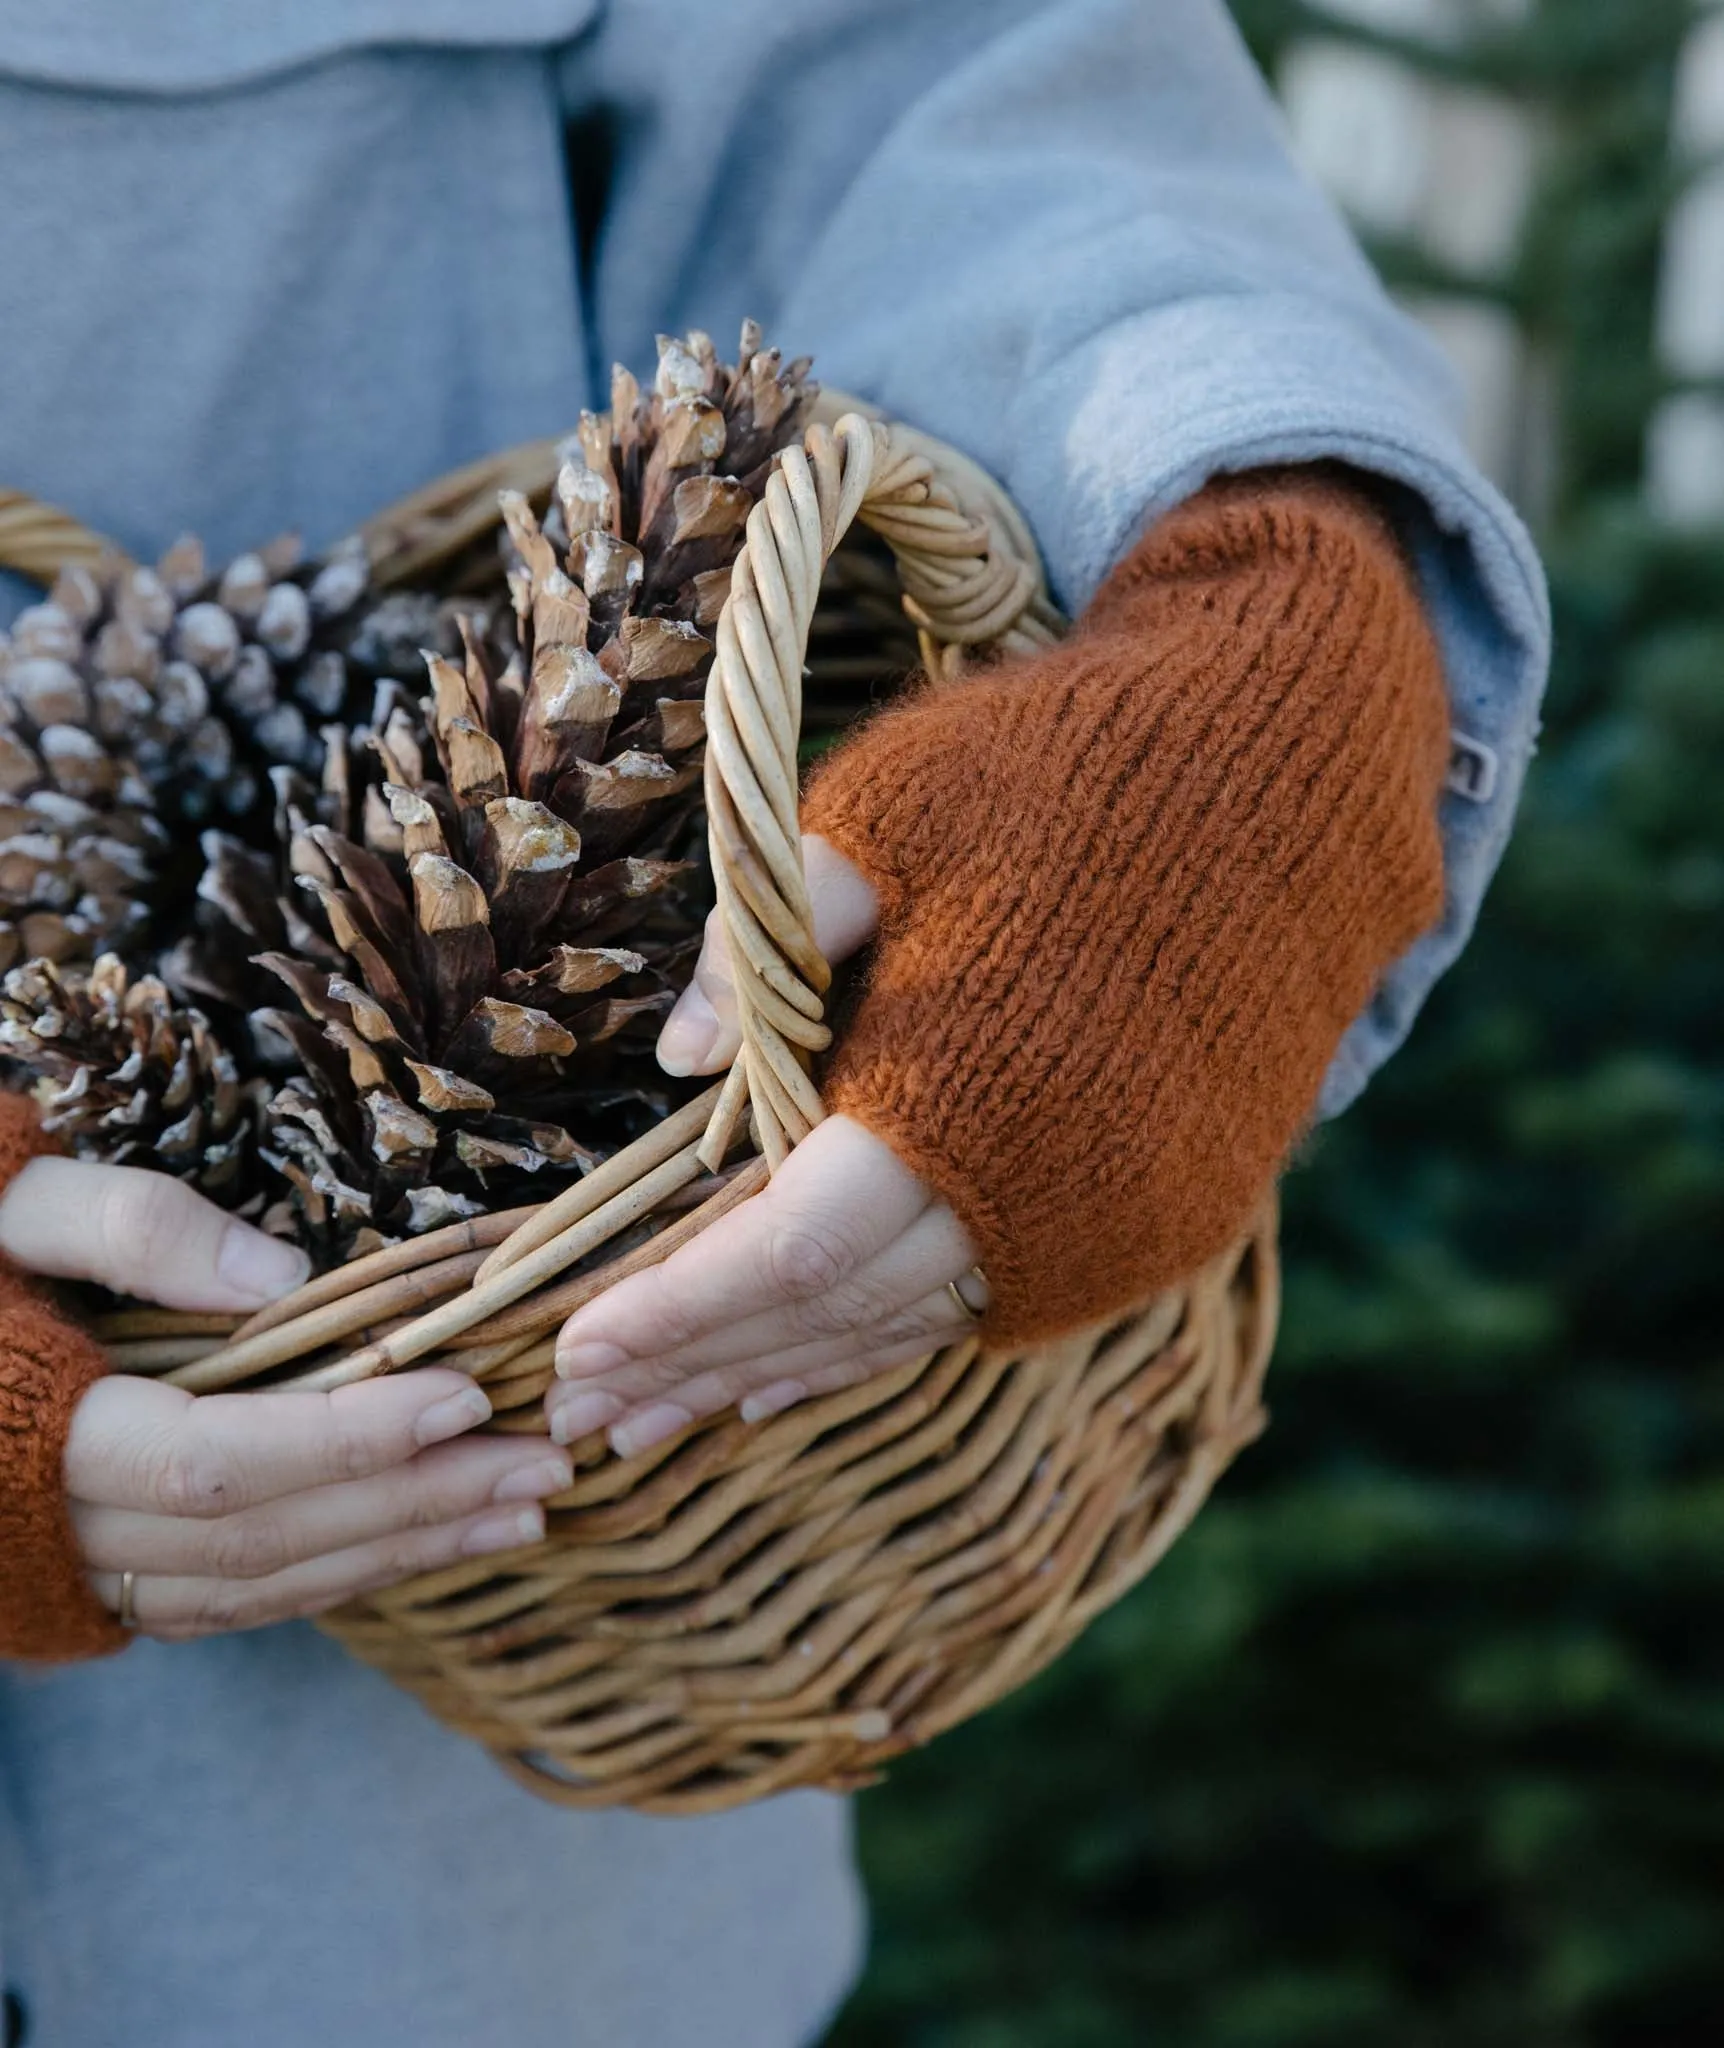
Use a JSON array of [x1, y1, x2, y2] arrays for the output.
[[1, 396, 1278, 1814]]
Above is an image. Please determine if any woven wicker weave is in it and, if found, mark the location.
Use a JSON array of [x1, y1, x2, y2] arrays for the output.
[[2, 395, 1278, 1814]]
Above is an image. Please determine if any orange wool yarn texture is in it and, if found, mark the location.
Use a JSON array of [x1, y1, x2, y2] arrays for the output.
[[0, 469, 1447, 1663], [0, 1096, 127, 1661], [802, 471, 1452, 1340]]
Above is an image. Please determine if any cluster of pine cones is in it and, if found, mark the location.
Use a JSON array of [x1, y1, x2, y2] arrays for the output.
[[0, 326, 819, 1267]]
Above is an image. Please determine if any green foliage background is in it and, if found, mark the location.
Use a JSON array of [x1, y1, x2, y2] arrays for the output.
[[831, 3, 1724, 2041]]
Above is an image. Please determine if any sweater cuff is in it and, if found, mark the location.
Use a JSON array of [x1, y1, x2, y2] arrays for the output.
[[0, 1087, 60, 1186], [0, 1093, 127, 1662]]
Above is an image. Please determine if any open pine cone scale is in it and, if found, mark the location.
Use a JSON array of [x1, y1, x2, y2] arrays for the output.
[[2, 324, 821, 1267]]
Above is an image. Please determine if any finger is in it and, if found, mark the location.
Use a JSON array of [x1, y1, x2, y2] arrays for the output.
[[72, 1434, 572, 1578], [0, 1157, 309, 1310], [742, 1347, 947, 1425], [656, 833, 879, 1075], [553, 1285, 975, 1456], [64, 1369, 497, 1517], [553, 1117, 929, 1381], [88, 1499, 549, 1640], [546, 1199, 973, 1434]]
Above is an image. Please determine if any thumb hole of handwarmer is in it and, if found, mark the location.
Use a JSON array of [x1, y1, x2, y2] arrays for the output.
[[656, 834, 880, 1076]]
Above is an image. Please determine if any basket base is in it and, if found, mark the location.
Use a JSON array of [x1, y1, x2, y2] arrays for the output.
[[318, 1205, 1278, 1816]]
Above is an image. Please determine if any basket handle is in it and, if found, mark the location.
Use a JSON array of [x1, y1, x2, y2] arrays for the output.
[[697, 409, 1057, 1176], [0, 404, 1060, 1186]]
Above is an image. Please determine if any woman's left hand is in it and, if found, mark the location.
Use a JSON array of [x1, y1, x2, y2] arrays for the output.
[[545, 835, 987, 1457], [548, 1117, 984, 1455]]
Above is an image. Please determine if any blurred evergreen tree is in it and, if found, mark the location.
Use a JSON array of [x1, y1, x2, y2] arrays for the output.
[[831, 4, 1724, 2042]]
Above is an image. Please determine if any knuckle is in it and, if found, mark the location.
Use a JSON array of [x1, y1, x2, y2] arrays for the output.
[[204, 1512, 292, 1581], [187, 1581, 251, 1635], [879, 1302, 949, 1349], [93, 1171, 190, 1286], [790, 1273, 889, 1339], [686, 1364, 752, 1416], [394, 1467, 467, 1532], [640, 1278, 703, 1354], [375, 1529, 445, 1588], [764, 1220, 854, 1302], [153, 1444, 242, 1520], [317, 1418, 389, 1488], [278, 1589, 349, 1626], [622, 1358, 692, 1404]]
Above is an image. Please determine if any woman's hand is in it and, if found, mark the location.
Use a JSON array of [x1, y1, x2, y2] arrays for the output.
[[0, 1158, 571, 1639], [548, 1116, 985, 1456], [546, 835, 989, 1458], [64, 1374, 568, 1640]]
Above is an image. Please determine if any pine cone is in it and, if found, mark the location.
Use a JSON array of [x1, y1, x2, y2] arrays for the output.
[[0, 953, 267, 1210], [166, 325, 817, 1261], [0, 529, 472, 972]]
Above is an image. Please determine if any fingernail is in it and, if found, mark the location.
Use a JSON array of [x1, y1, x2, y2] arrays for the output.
[[656, 985, 720, 1077], [740, 1380, 807, 1425], [490, 1455, 574, 1504], [548, 1388, 625, 1444], [461, 1505, 544, 1557], [414, 1384, 492, 1447], [215, 1222, 311, 1306], [555, 1339, 630, 1381], [611, 1401, 693, 1458]]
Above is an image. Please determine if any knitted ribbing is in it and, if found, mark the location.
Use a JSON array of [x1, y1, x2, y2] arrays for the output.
[[0, 1094, 127, 1661], [801, 471, 1451, 1341]]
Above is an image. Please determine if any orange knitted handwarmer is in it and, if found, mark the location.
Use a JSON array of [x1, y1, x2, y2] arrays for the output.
[[0, 1094, 127, 1661], [801, 470, 1451, 1340]]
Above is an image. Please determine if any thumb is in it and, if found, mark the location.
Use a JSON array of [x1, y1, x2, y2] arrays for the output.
[[657, 833, 879, 1077], [0, 1157, 311, 1310]]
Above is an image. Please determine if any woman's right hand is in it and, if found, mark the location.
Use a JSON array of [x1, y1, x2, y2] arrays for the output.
[[0, 1155, 571, 1642]]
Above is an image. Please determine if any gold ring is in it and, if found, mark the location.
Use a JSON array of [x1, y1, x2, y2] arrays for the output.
[[945, 1266, 989, 1324], [117, 1570, 139, 1630]]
